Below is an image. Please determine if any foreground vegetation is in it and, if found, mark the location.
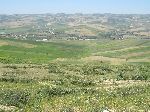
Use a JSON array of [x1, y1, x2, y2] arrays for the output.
[[0, 38, 150, 111]]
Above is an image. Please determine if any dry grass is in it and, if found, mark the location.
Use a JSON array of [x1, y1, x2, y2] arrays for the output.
[[0, 40, 36, 48], [120, 51, 150, 59], [81, 56, 126, 65], [0, 41, 9, 46], [129, 58, 150, 63], [18, 42, 37, 48], [93, 46, 148, 54], [0, 64, 49, 80]]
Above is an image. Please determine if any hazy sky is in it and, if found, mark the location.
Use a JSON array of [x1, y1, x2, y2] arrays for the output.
[[0, 0, 150, 14]]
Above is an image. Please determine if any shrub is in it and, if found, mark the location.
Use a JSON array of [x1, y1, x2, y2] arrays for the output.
[[71, 79, 95, 87], [48, 64, 64, 74], [38, 86, 76, 97], [0, 89, 30, 108]]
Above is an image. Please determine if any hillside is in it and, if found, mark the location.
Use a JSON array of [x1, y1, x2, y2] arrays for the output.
[[0, 38, 149, 64], [0, 14, 150, 41], [0, 38, 150, 111]]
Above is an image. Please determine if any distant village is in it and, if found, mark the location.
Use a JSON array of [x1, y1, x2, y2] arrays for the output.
[[0, 29, 149, 41], [0, 14, 150, 41]]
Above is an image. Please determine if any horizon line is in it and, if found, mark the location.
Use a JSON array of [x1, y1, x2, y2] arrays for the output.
[[0, 13, 150, 15]]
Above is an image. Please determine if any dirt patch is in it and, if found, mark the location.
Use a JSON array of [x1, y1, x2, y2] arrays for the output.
[[129, 58, 150, 63], [81, 56, 126, 65], [0, 41, 9, 46], [0, 40, 36, 48], [19, 42, 37, 48], [94, 46, 148, 55], [0, 105, 17, 111], [111, 46, 148, 52], [53, 56, 126, 65], [120, 51, 150, 58]]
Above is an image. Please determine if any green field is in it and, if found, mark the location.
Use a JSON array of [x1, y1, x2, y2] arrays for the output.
[[0, 38, 150, 64], [0, 38, 150, 112]]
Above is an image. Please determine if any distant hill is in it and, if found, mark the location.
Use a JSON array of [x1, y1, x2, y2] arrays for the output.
[[0, 14, 150, 40]]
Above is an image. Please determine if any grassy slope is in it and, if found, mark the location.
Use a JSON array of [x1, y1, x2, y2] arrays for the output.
[[0, 38, 150, 111], [0, 63, 149, 112], [0, 39, 90, 63], [0, 38, 150, 64]]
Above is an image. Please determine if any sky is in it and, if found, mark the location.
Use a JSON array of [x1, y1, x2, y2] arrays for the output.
[[0, 0, 150, 14]]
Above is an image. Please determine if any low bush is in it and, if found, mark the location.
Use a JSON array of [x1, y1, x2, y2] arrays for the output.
[[0, 89, 30, 108]]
